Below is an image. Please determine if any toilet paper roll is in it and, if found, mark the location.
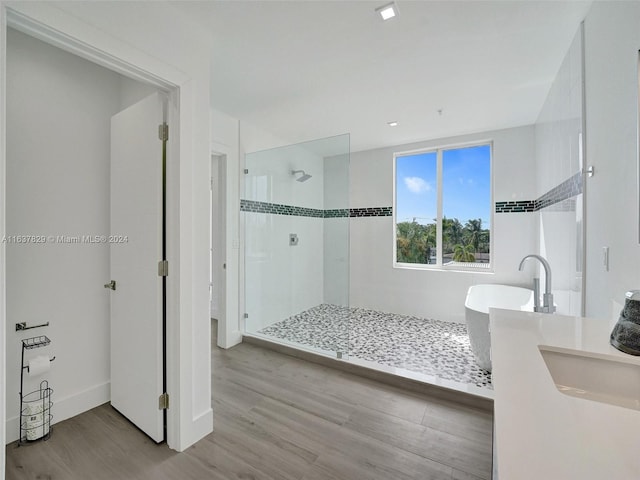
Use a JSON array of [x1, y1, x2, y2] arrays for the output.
[[25, 412, 49, 441], [27, 355, 51, 377]]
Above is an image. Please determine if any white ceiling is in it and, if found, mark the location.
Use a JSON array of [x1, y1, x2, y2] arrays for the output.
[[174, 1, 592, 153]]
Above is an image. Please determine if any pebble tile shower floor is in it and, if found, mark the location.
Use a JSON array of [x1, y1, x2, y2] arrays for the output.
[[259, 304, 492, 390]]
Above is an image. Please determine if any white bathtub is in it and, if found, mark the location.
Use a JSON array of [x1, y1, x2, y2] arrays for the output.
[[465, 284, 534, 372]]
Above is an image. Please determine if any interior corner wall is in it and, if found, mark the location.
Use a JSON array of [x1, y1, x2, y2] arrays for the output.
[[583, 2, 640, 320], [3, 0, 214, 453], [350, 125, 537, 323]]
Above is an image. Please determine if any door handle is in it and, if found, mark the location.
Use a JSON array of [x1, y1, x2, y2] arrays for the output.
[[104, 280, 116, 290]]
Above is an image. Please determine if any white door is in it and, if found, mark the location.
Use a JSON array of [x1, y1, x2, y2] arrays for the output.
[[109, 92, 165, 443]]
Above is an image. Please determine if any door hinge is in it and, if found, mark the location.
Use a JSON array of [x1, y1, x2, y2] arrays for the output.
[[158, 123, 169, 141], [158, 260, 169, 276], [244, 169, 249, 174], [244, 313, 249, 319], [158, 393, 169, 410]]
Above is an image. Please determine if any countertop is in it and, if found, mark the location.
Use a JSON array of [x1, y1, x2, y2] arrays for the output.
[[490, 308, 640, 479]]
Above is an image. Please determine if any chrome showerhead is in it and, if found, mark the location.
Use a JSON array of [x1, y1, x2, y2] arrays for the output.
[[292, 170, 312, 182]]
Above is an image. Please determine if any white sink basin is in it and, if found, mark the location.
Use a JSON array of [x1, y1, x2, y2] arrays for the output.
[[538, 345, 640, 410]]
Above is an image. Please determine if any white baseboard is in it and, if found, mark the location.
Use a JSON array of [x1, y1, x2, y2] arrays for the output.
[[217, 329, 242, 349], [5, 381, 110, 443]]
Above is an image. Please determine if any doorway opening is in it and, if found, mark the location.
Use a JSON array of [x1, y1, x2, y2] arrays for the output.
[[5, 25, 172, 445], [211, 154, 227, 344]]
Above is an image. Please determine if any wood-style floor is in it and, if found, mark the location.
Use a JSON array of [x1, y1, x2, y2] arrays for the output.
[[6, 322, 493, 480]]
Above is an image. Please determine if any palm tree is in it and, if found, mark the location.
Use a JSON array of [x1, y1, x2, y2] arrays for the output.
[[396, 221, 436, 263], [464, 218, 483, 253], [453, 244, 476, 262], [442, 216, 464, 258]]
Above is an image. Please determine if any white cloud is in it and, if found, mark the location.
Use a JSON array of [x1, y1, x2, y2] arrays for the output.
[[404, 176, 432, 194]]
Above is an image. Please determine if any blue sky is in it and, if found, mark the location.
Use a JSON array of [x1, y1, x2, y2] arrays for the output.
[[395, 145, 491, 228]]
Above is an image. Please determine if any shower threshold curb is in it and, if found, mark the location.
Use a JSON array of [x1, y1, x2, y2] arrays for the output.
[[242, 335, 494, 413]]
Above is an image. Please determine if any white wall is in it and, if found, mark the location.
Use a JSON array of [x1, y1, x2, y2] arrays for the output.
[[583, 2, 640, 319], [535, 25, 584, 316], [118, 75, 157, 111], [5, 28, 159, 442], [350, 126, 537, 323], [1, 0, 214, 455], [0, 5, 7, 470]]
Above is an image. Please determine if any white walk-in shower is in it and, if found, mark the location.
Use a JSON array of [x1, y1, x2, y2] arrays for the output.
[[241, 134, 493, 397]]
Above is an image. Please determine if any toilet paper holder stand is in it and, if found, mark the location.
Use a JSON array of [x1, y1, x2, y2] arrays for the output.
[[19, 335, 54, 444]]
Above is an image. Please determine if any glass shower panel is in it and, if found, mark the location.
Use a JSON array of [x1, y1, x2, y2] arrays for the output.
[[323, 138, 350, 358], [535, 24, 584, 316], [243, 134, 350, 359]]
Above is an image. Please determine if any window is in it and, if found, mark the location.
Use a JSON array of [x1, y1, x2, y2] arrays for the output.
[[394, 143, 492, 269]]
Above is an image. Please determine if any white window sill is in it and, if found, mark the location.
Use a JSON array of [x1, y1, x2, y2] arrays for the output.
[[393, 262, 494, 274]]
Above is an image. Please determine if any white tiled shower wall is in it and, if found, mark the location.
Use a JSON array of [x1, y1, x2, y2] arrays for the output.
[[534, 25, 584, 316], [583, 2, 640, 319]]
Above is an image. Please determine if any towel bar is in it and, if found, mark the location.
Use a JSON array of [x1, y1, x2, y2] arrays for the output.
[[15, 322, 50, 332]]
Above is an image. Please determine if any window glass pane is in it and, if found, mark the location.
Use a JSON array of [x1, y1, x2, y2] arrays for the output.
[[442, 145, 491, 265], [395, 151, 437, 264]]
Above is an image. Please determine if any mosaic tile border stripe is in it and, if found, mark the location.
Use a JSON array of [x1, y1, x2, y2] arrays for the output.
[[241, 199, 392, 218], [495, 200, 536, 213], [496, 171, 582, 214], [240, 199, 323, 217], [350, 207, 392, 217], [325, 209, 350, 218], [537, 172, 582, 211]]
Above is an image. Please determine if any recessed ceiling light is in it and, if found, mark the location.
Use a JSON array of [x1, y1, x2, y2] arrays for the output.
[[388, 121, 398, 127], [376, 3, 398, 21]]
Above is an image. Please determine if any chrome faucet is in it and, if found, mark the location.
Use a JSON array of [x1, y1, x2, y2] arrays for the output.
[[518, 254, 555, 313]]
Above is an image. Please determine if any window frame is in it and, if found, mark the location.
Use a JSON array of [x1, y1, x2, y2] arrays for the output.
[[392, 140, 494, 272]]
